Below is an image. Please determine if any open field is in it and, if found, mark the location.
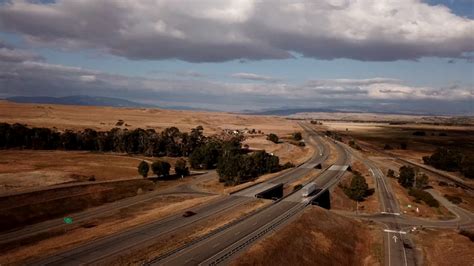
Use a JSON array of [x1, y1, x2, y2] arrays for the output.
[[0, 100, 299, 135], [0, 150, 177, 193], [413, 229, 474, 266], [231, 206, 382, 266]]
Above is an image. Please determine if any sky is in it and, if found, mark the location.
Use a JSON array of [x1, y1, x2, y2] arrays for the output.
[[0, 0, 473, 114]]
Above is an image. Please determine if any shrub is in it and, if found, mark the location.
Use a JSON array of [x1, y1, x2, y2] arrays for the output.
[[384, 144, 393, 150], [267, 133, 279, 144], [138, 161, 149, 178], [292, 132, 302, 141], [415, 173, 429, 189], [281, 162, 295, 169], [400, 142, 408, 150], [445, 194, 462, 204], [459, 230, 474, 242], [412, 131, 426, 136], [408, 188, 439, 207], [387, 169, 395, 178]]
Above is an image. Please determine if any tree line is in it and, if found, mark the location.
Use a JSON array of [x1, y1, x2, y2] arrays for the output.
[[423, 147, 474, 179], [0, 123, 206, 157]]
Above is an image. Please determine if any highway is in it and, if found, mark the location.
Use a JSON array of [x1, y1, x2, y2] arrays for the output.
[[153, 130, 350, 265], [31, 123, 337, 265], [344, 144, 474, 266], [0, 171, 218, 249]]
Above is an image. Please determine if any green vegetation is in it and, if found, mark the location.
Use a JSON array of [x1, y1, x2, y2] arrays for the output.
[[151, 160, 171, 178], [415, 173, 429, 189], [217, 150, 281, 186], [398, 166, 415, 188], [0, 123, 206, 157], [445, 194, 462, 205], [137, 161, 149, 178], [267, 133, 279, 144], [292, 132, 302, 141], [174, 158, 190, 177], [341, 171, 374, 201], [408, 188, 439, 207], [423, 147, 474, 179]]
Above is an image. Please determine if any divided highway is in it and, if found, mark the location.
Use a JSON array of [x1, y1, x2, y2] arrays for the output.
[[153, 127, 350, 265], [31, 123, 340, 265]]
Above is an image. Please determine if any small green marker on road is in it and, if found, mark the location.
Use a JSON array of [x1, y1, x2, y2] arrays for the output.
[[64, 217, 73, 224]]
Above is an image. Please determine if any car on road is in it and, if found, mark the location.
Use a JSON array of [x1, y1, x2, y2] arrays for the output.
[[182, 211, 196, 217]]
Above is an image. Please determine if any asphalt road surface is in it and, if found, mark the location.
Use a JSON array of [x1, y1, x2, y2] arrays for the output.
[[31, 123, 333, 265], [154, 136, 349, 265]]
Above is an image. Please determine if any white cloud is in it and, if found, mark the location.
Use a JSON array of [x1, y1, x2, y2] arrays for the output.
[[231, 72, 279, 82], [0, 0, 472, 62]]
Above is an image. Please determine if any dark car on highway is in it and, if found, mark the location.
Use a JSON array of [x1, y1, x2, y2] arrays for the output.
[[183, 211, 196, 217]]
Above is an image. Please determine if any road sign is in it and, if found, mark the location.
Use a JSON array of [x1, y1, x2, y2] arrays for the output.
[[63, 217, 73, 224], [392, 235, 398, 243]]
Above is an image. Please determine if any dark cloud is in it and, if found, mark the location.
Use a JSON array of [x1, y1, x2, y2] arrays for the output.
[[0, 0, 472, 62]]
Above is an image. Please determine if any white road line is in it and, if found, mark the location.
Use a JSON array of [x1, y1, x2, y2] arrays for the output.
[[384, 229, 407, 234]]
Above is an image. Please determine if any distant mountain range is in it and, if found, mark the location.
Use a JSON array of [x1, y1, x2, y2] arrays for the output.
[[7, 95, 156, 108]]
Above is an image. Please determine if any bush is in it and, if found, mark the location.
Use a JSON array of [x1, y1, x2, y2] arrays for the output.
[[281, 161, 295, 169], [459, 230, 474, 242], [400, 142, 408, 150], [438, 181, 448, 186], [267, 133, 279, 144], [415, 173, 429, 189], [445, 194, 462, 204], [408, 188, 439, 207], [292, 132, 302, 141], [175, 158, 190, 177], [413, 131, 426, 136], [138, 161, 149, 178], [384, 144, 393, 150], [387, 169, 395, 178], [152, 160, 171, 178]]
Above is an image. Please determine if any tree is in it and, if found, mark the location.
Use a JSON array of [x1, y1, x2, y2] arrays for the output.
[[266, 133, 279, 144], [383, 144, 393, 150], [387, 169, 395, 178], [343, 172, 371, 201], [400, 142, 408, 150], [292, 132, 302, 141], [175, 158, 190, 177], [152, 160, 171, 178], [398, 166, 415, 188], [138, 161, 149, 178]]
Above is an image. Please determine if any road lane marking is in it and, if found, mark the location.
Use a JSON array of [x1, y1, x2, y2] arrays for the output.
[[384, 229, 407, 234]]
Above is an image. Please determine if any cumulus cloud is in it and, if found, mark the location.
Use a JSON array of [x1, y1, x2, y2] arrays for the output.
[[0, 0, 472, 62]]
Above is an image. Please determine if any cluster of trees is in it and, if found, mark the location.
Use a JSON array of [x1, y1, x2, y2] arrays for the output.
[[137, 158, 189, 179], [423, 148, 474, 179], [341, 171, 373, 201], [398, 166, 429, 189], [217, 148, 289, 186], [189, 136, 243, 169], [397, 165, 437, 207], [0, 123, 206, 157]]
